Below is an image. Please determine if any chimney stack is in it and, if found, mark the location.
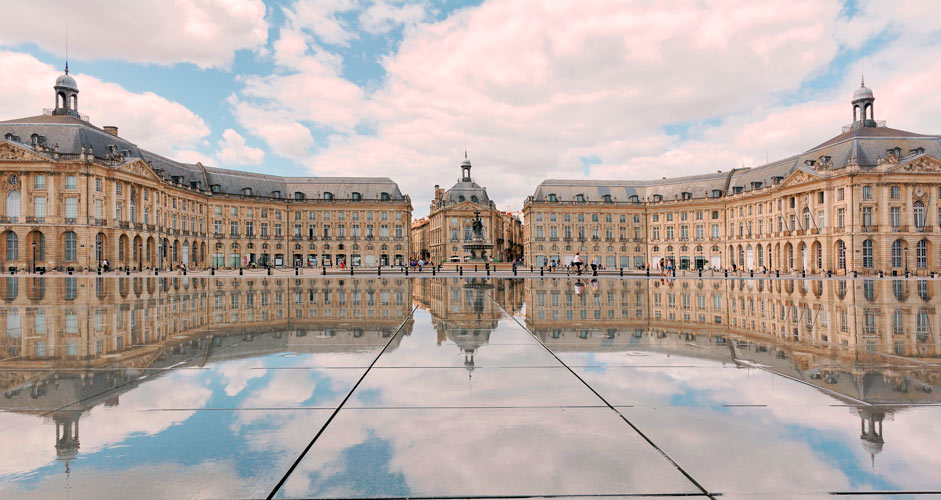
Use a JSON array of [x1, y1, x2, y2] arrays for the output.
[[103, 126, 118, 137]]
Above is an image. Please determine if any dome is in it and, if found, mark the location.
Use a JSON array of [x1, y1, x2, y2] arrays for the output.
[[853, 84, 873, 101], [55, 72, 78, 91]]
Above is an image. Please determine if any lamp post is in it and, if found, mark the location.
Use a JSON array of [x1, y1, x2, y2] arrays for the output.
[[904, 246, 909, 274], [31, 241, 36, 274], [138, 243, 142, 272]]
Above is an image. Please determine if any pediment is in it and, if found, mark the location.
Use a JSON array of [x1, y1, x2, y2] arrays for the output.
[[117, 158, 163, 182], [888, 155, 941, 174], [776, 168, 822, 189], [0, 141, 52, 162]]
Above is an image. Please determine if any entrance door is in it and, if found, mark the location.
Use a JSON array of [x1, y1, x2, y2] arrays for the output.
[[745, 246, 754, 270], [182, 243, 189, 266]]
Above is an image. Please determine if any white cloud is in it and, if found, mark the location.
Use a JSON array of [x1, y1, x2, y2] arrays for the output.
[[216, 128, 266, 166], [221, 0, 941, 217], [359, 1, 429, 34], [0, 0, 268, 69], [0, 51, 212, 161]]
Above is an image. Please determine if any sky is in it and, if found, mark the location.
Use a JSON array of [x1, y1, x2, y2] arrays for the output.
[[0, 0, 939, 218]]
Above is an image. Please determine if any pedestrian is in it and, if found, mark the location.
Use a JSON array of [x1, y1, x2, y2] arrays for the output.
[[590, 256, 599, 273], [572, 252, 584, 275]]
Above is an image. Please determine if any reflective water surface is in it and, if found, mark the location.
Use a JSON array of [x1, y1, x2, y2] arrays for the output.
[[0, 276, 939, 499]]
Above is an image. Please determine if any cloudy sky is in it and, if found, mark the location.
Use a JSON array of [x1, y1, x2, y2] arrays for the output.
[[0, 0, 939, 217]]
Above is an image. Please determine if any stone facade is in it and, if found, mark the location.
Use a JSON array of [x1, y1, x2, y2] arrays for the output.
[[523, 83, 941, 275], [412, 156, 523, 263], [0, 71, 411, 272]]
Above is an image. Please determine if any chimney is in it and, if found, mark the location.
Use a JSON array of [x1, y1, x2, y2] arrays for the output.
[[103, 126, 119, 136]]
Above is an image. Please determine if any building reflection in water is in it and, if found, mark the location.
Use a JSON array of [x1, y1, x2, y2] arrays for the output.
[[0, 275, 939, 481], [0, 276, 413, 473], [521, 277, 940, 466]]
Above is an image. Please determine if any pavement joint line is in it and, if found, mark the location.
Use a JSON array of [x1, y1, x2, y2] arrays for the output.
[[291, 494, 710, 499], [265, 305, 418, 500], [489, 295, 717, 500], [139, 405, 615, 411]]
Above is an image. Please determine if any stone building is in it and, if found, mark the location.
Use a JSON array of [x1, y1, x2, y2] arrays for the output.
[[414, 155, 523, 263], [0, 68, 411, 272], [523, 82, 941, 275]]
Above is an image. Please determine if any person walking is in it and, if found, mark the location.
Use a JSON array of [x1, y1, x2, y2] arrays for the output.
[[590, 256, 599, 274]]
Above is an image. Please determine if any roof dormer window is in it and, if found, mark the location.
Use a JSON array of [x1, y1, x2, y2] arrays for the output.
[[602, 194, 612, 203], [471, 195, 479, 203], [241, 187, 252, 196], [294, 192, 305, 200], [751, 181, 762, 189], [653, 194, 663, 202], [351, 192, 362, 201], [380, 192, 390, 201], [681, 192, 692, 200], [630, 195, 639, 203], [271, 190, 281, 198], [575, 194, 585, 203], [323, 192, 334, 200], [547, 193, 558, 202], [210, 184, 221, 193]]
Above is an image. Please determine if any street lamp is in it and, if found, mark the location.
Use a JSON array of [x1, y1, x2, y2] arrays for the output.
[[138, 243, 142, 272], [31, 241, 36, 274]]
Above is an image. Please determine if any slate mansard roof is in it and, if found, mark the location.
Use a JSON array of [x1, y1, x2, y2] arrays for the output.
[[530, 124, 941, 204], [0, 113, 407, 202]]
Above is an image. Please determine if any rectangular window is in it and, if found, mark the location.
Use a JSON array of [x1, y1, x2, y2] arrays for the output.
[[34, 197, 46, 219], [890, 207, 900, 228], [65, 198, 78, 219], [862, 185, 872, 199], [862, 206, 872, 227], [34, 175, 45, 189], [837, 188, 844, 201], [115, 182, 122, 195], [94, 199, 103, 219], [65, 175, 77, 189], [890, 185, 900, 199], [837, 208, 845, 228], [95, 178, 101, 192]]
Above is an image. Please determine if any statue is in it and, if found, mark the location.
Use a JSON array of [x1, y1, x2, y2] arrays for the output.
[[471, 210, 484, 240]]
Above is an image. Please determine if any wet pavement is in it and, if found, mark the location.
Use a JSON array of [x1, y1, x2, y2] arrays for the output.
[[0, 276, 939, 499]]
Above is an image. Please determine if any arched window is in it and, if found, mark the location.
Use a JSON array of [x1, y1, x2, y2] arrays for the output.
[[892, 240, 903, 268], [5, 232, 17, 261], [380, 192, 390, 201], [836, 240, 846, 270], [471, 195, 479, 203], [547, 193, 558, 202], [323, 192, 333, 200], [913, 201, 926, 228], [458, 195, 466, 202], [351, 192, 362, 201], [802, 208, 810, 229], [294, 192, 305, 200], [5, 191, 19, 220], [64, 231, 77, 261], [916, 239, 928, 268], [757, 244, 764, 267], [862, 239, 873, 268], [240, 187, 252, 196], [96, 233, 103, 263]]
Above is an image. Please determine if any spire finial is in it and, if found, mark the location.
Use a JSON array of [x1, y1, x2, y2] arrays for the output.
[[65, 21, 69, 74], [860, 58, 864, 87]]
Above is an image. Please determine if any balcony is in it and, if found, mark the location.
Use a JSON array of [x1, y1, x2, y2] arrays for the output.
[[94, 218, 106, 226], [64, 217, 77, 225], [25, 216, 45, 224], [134, 222, 143, 231], [860, 225, 876, 232], [146, 224, 156, 231], [0, 216, 18, 224], [213, 232, 224, 239], [182, 230, 191, 237]]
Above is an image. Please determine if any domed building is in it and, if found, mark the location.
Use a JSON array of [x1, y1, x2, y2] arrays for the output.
[[412, 154, 523, 263], [0, 67, 412, 271]]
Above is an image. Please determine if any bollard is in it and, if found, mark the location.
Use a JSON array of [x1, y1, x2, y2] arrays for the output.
[[350, 267, 354, 276], [432, 266, 436, 276], [322, 266, 326, 276], [240, 267, 244, 276], [68, 269, 72, 276], [724, 270, 728, 278], [530, 265, 534, 273], [905, 271, 909, 278], [295, 267, 299, 276], [267, 267, 271, 276], [672, 267, 676, 277], [183, 268, 187, 276], [593, 267, 598, 277], [801, 269, 805, 278], [97, 267, 102, 276], [475, 265, 478, 273], [750, 270, 753, 278], [378, 267, 382, 276], [459, 266, 463, 276], [776, 270, 780, 278], [879, 270, 884, 278], [698, 269, 702, 278], [126, 267, 130, 276], [211, 267, 215, 276], [827, 270, 832, 278], [405, 266, 409, 276], [154, 268, 158, 276], [853, 270, 858, 278], [513, 265, 517, 276], [621, 268, 624, 277], [486, 266, 490, 277], [646, 268, 650, 277]]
